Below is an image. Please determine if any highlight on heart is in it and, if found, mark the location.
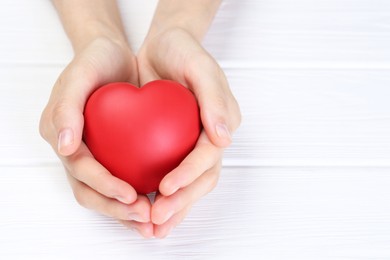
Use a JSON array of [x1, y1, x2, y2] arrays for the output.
[[83, 80, 202, 194]]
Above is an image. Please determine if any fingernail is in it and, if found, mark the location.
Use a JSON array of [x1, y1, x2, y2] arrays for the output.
[[115, 195, 131, 204], [128, 213, 145, 222], [170, 186, 179, 195], [216, 123, 231, 141], [164, 181, 179, 195], [58, 128, 74, 153], [161, 210, 175, 224]]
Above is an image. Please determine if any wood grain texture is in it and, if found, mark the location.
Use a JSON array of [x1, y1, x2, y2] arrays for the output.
[[1, 166, 389, 259], [0, 0, 389, 259], [206, 0, 390, 67]]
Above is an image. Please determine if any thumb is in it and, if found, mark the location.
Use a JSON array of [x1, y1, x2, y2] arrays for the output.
[[52, 101, 84, 156], [198, 93, 234, 148], [189, 64, 241, 148], [187, 55, 241, 148], [40, 70, 87, 157]]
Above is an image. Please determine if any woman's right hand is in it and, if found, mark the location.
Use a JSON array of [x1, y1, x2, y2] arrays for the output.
[[39, 37, 154, 238]]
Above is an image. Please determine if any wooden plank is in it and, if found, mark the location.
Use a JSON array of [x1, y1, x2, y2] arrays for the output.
[[205, 0, 390, 66], [224, 69, 390, 166], [0, 165, 389, 258], [0, 0, 389, 258], [1, 67, 389, 166], [1, 0, 389, 65]]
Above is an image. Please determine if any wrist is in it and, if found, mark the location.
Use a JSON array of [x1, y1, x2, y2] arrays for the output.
[[52, 0, 130, 54], [71, 20, 130, 55], [145, 0, 221, 42]]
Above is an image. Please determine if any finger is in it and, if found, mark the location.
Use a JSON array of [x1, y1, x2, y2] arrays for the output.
[[159, 131, 222, 196], [52, 102, 84, 157], [119, 220, 154, 239], [138, 61, 161, 85], [62, 142, 138, 204], [67, 173, 151, 222], [185, 54, 241, 148], [39, 100, 84, 157], [39, 67, 92, 157], [152, 162, 221, 225], [137, 30, 241, 147], [154, 204, 192, 239]]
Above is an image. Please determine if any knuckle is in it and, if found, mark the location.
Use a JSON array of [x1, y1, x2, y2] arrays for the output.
[[51, 101, 69, 127], [213, 92, 229, 112]]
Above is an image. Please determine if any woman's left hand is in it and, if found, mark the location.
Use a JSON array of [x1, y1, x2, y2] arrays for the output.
[[137, 28, 241, 238]]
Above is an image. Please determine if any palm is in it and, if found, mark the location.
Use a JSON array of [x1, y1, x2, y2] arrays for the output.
[[76, 38, 139, 87], [137, 29, 235, 238], [138, 29, 199, 85], [40, 38, 155, 238]]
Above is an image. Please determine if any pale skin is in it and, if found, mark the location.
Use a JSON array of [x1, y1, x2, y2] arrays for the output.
[[40, 0, 241, 238]]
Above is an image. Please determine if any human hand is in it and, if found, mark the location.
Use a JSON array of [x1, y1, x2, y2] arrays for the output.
[[138, 28, 241, 238], [39, 37, 154, 238], [43, 0, 241, 239]]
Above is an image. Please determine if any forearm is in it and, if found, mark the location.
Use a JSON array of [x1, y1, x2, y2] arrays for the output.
[[146, 0, 222, 42], [52, 0, 128, 53]]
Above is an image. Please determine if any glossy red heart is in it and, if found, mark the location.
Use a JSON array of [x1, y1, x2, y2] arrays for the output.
[[83, 80, 201, 194]]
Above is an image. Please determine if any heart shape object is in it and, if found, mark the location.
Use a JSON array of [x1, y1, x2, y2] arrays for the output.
[[83, 80, 201, 194]]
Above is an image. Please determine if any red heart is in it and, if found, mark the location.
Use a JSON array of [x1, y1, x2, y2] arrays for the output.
[[83, 80, 201, 194]]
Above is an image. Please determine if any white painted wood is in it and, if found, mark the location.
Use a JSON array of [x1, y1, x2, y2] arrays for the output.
[[1, 67, 390, 166], [1, 166, 390, 259], [0, 0, 389, 259], [206, 0, 390, 67]]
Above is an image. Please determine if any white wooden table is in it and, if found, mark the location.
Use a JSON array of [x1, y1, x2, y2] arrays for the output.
[[1, 0, 389, 259]]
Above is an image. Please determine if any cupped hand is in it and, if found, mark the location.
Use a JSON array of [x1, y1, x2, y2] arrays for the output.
[[39, 37, 153, 238], [138, 28, 241, 238]]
